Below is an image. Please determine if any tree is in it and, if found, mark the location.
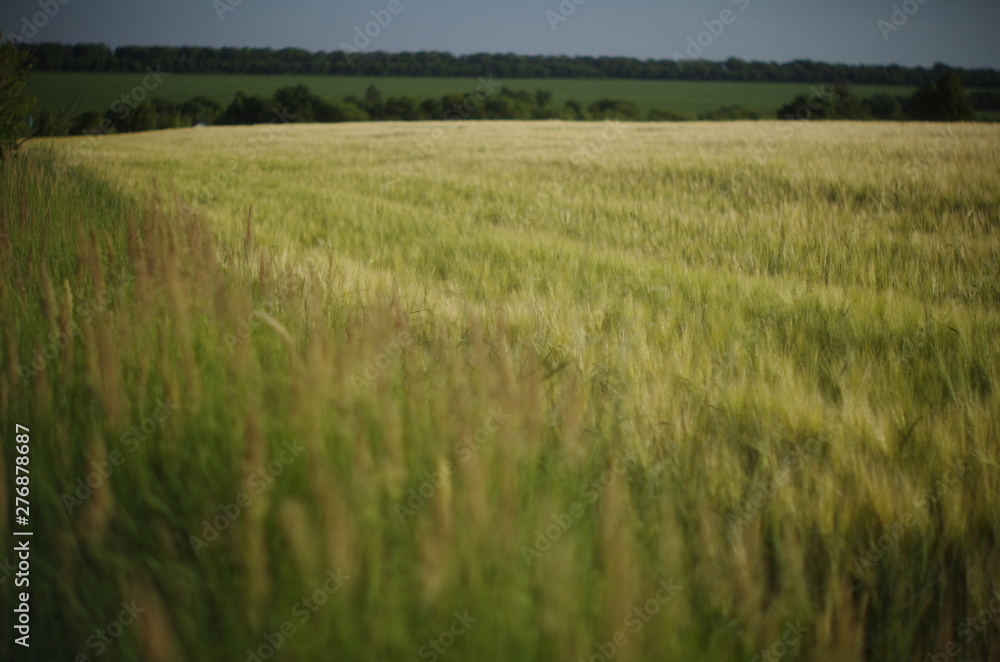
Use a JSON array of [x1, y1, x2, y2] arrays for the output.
[[588, 98, 641, 120], [32, 109, 71, 136], [0, 40, 36, 160], [698, 105, 761, 121], [365, 84, 383, 104], [910, 71, 975, 121], [864, 93, 905, 121], [420, 98, 442, 119], [179, 96, 224, 124], [70, 110, 105, 134], [440, 93, 472, 119], [362, 85, 386, 120], [272, 84, 322, 122], [315, 100, 368, 122], [217, 92, 269, 125], [382, 95, 421, 120], [484, 97, 531, 120], [777, 83, 868, 120], [828, 83, 869, 120], [107, 100, 157, 133], [777, 95, 818, 120], [648, 108, 691, 121], [969, 91, 1000, 112], [559, 100, 586, 120]]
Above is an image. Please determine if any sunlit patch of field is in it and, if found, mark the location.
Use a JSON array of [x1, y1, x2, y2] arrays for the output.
[[3, 120, 999, 661]]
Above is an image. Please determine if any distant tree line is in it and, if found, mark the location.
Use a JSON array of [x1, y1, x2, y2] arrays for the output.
[[19, 43, 1000, 88], [30, 71, 979, 140], [778, 73, 979, 122], [30, 82, 769, 137]]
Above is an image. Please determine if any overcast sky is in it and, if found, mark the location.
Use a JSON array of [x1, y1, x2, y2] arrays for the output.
[[2, 0, 998, 69]]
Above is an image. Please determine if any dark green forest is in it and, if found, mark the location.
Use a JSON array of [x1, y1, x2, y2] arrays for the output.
[[18, 42, 1000, 87]]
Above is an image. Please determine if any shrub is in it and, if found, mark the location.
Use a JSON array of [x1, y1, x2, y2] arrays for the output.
[[909, 71, 975, 122], [864, 93, 906, 121], [315, 100, 369, 122], [217, 91, 271, 125], [648, 107, 692, 121], [698, 105, 761, 121], [588, 98, 642, 120], [180, 96, 225, 125]]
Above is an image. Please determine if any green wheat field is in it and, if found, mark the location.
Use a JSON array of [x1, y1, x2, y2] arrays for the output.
[[1, 120, 999, 661], [26, 72, 930, 117]]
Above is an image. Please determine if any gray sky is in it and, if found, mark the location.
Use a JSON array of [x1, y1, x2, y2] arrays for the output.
[[2, 0, 998, 69]]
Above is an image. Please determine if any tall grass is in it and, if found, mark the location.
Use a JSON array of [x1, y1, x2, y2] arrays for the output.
[[1, 121, 999, 661]]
